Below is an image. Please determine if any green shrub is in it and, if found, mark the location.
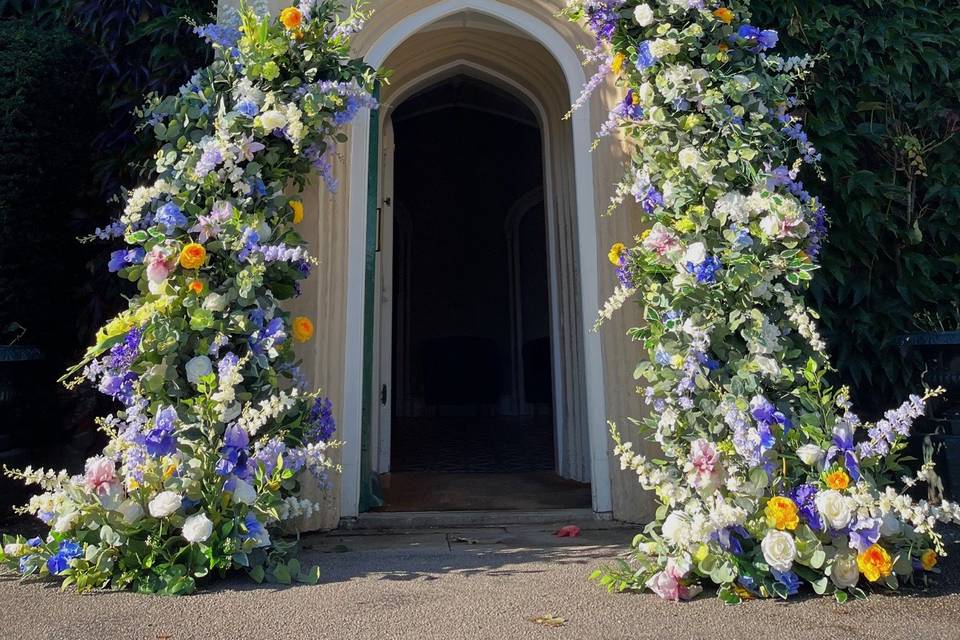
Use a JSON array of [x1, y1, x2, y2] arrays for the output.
[[752, 1, 960, 413], [0, 19, 97, 347]]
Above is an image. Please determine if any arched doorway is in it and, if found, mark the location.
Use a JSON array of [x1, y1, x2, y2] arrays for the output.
[[370, 75, 589, 510], [341, 1, 612, 518]]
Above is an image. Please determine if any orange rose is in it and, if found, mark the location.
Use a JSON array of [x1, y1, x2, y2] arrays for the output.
[[713, 8, 734, 24], [292, 316, 314, 342], [188, 279, 204, 295], [279, 7, 302, 30], [290, 200, 304, 224], [857, 544, 893, 582], [825, 469, 851, 490], [179, 243, 206, 270]]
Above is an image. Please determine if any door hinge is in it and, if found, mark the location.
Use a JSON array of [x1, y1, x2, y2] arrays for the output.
[[380, 384, 388, 406]]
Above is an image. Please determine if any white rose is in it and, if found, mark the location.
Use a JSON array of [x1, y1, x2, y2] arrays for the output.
[[754, 355, 782, 379], [815, 490, 854, 530], [117, 499, 144, 524], [637, 82, 656, 106], [879, 511, 901, 537], [796, 444, 825, 466], [185, 355, 213, 385], [259, 109, 287, 131], [760, 214, 782, 238], [760, 530, 796, 572], [830, 553, 860, 589], [678, 147, 700, 170], [148, 491, 182, 518], [634, 4, 655, 26], [182, 513, 214, 543], [202, 293, 228, 312], [682, 242, 706, 267], [3, 543, 25, 557], [53, 511, 78, 533], [661, 511, 691, 547], [231, 478, 257, 506]]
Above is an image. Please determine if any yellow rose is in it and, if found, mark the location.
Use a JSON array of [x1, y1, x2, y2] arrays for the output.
[[179, 243, 206, 270], [608, 242, 626, 266], [921, 549, 938, 571], [611, 52, 626, 75], [764, 496, 799, 531], [292, 316, 314, 342], [290, 200, 304, 224], [279, 7, 302, 30]]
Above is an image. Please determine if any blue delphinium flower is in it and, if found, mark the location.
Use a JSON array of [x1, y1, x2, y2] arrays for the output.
[[217, 424, 250, 477], [733, 25, 779, 52], [145, 407, 178, 457], [828, 422, 861, 481], [621, 89, 643, 120], [636, 41, 658, 69], [307, 397, 337, 442], [155, 202, 187, 230], [252, 437, 287, 475], [249, 316, 286, 356], [238, 227, 261, 262], [639, 186, 664, 214], [108, 248, 146, 273], [194, 23, 241, 49], [584, 0, 625, 44], [236, 100, 259, 117], [46, 540, 83, 575], [26, 537, 42, 547], [110, 328, 142, 372], [685, 256, 722, 284], [849, 517, 882, 552], [750, 395, 792, 431], [771, 569, 800, 596], [729, 225, 753, 250], [789, 483, 822, 531]]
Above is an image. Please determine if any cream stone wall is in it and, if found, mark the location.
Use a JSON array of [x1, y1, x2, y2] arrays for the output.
[[218, 0, 656, 527]]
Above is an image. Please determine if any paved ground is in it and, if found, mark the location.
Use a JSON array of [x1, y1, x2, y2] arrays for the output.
[[4, 521, 960, 640]]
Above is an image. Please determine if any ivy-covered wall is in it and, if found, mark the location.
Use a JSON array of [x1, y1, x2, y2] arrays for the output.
[[752, 1, 960, 414]]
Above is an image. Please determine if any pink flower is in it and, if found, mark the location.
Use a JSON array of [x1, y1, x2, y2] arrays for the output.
[[686, 438, 721, 490], [642, 224, 679, 258], [646, 559, 695, 601], [84, 456, 117, 495], [145, 248, 173, 283]]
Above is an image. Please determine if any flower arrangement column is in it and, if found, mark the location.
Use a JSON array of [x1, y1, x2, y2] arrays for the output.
[[565, 0, 960, 602]]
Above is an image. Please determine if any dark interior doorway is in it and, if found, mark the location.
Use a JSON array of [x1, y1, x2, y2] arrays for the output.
[[377, 75, 589, 511]]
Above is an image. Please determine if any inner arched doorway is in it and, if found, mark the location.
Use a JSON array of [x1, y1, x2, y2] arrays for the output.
[[371, 75, 590, 510]]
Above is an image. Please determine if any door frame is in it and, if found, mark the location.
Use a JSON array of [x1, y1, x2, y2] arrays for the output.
[[341, 0, 612, 518]]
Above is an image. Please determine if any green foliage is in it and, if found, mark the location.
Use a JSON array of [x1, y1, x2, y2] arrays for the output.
[[0, 19, 101, 465], [751, 1, 960, 413]]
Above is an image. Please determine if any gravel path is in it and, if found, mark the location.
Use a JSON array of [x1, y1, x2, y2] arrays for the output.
[[3, 523, 959, 640]]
